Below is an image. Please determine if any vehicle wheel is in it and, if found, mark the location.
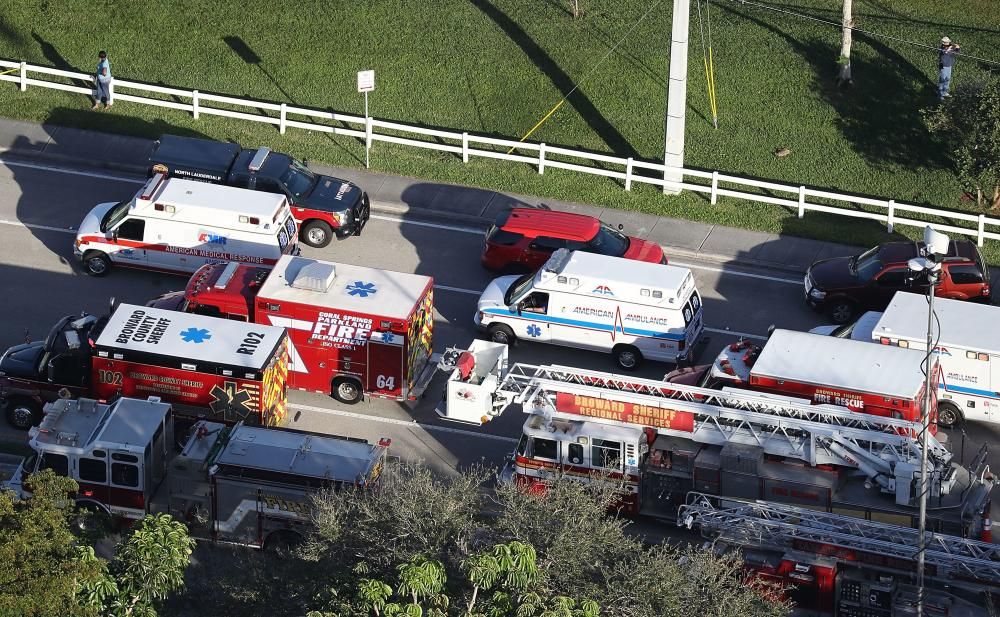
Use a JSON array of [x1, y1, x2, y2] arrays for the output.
[[826, 299, 856, 325], [263, 530, 302, 559], [82, 251, 112, 277], [488, 324, 516, 346], [614, 345, 643, 371], [301, 220, 333, 248], [937, 402, 963, 429], [332, 377, 363, 405], [5, 397, 41, 430], [72, 502, 115, 541]]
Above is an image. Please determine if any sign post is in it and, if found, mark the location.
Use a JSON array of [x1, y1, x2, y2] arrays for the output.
[[357, 70, 375, 169]]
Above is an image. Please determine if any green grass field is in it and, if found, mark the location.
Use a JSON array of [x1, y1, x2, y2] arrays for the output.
[[1, 0, 999, 255]]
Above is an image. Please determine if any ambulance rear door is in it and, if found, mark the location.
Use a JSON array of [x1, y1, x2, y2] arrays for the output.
[[366, 318, 405, 399]]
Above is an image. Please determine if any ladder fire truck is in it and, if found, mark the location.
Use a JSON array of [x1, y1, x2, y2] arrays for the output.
[[436, 342, 998, 612]]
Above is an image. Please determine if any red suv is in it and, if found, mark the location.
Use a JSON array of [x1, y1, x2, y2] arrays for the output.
[[481, 208, 666, 273], [805, 239, 991, 323]]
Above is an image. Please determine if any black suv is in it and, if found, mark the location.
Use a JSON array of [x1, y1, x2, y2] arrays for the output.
[[804, 239, 991, 323]]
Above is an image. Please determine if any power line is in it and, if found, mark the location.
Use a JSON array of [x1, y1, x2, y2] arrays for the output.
[[724, 0, 1000, 68]]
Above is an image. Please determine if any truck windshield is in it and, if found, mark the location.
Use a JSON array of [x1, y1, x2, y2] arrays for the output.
[[504, 273, 535, 306], [279, 159, 317, 197], [100, 201, 130, 232], [852, 247, 883, 283], [587, 224, 630, 256]]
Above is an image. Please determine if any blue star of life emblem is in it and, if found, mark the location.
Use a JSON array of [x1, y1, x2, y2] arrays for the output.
[[180, 327, 212, 343], [347, 281, 377, 297], [380, 332, 395, 343], [526, 324, 542, 338]]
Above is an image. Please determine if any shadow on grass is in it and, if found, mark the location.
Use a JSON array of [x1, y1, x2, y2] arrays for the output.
[[715, 1, 946, 174], [469, 0, 639, 159]]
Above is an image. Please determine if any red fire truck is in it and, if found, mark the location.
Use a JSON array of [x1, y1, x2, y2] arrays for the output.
[[665, 329, 939, 428], [433, 342, 997, 614], [0, 303, 289, 432], [5, 396, 388, 549], [147, 255, 435, 405]]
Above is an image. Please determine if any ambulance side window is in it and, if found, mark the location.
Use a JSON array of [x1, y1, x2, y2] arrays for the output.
[[115, 218, 145, 241], [522, 292, 549, 315]]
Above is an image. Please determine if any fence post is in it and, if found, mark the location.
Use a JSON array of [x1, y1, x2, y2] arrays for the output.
[[365, 114, 373, 159], [625, 158, 634, 192], [710, 171, 719, 205], [19, 62, 26, 92], [798, 186, 806, 218], [886, 200, 895, 233], [279, 103, 287, 135], [538, 143, 546, 175], [462, 132, 469, 163], [192, 90, 199, 120], [979, 214, 986, 247]]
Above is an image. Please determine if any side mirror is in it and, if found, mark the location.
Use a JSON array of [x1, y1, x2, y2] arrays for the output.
[[618, 223, 624, 231], [509, 304, 521, 315]]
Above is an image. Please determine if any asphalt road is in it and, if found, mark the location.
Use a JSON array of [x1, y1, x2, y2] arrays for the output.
[[0, 155, 996, 515]]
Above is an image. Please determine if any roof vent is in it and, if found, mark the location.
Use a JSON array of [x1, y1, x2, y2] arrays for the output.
[[290, 261, 336, 292]]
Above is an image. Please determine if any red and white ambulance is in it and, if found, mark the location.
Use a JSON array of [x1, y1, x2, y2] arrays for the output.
[[73, 174, 298, 277], [148, 255, 435, 404], [665, 329, 939, 429]]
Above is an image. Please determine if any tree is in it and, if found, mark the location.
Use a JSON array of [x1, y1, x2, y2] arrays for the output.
[[100, 513, 195, 617], [836, 0, 854, 86], [0, 469, 105, 617], [923, 76, 1000, 211]]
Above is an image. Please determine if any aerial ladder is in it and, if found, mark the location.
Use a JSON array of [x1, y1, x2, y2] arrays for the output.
[[678, 492, 1000, 612], [436, 342, 989, 508]]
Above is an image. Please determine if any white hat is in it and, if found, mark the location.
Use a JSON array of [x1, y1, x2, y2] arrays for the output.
[[941, 36, 952, 45]]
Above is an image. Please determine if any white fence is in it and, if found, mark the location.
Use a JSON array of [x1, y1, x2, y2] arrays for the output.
[[3, 58, 999, 247]]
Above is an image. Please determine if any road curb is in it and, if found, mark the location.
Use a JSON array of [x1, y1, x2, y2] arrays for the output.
[[0, 144, 807, 277]]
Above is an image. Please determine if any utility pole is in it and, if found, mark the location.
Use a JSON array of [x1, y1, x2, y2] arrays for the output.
[[837, 0, 854, 85], [663, 0, 691, 195]]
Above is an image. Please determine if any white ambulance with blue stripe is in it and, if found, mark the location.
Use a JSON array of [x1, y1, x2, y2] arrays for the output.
[[474, 249, 704, 369], [872, 292, 1000, 428]]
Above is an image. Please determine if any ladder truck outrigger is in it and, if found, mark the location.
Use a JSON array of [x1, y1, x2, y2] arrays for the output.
[[435, 341, 998, 613]]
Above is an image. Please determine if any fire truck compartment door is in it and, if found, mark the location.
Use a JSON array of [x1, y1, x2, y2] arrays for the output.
[[367, 339, 403, 397]]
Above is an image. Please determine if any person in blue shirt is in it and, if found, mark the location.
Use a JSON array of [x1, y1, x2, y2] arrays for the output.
[[93, 50, 113, 109], [938, 37, 960, 101]]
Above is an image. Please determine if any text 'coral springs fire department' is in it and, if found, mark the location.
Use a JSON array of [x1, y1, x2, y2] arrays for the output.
[[147, 255, 436, 405], [435, 340, 999, 613]]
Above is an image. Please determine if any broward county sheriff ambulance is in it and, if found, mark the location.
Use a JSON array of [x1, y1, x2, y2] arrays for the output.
[[73, 174, 298, 277], [475, 249, 704, 369]]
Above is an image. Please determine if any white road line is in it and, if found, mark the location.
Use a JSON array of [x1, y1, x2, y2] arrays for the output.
[[288, 402, 519, 444], [671, 260, 801, 285], [0, 159, 803, 286], [371, 213, 485, 234], [435, 284, 480, 295], [704, 326, 768, 341], [0, 218, 74, 234], [0, 157, 145, 184]]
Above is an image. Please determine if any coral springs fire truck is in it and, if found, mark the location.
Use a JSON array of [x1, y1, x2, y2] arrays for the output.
[[5, 396, 388, 549], [667, 329, 939, 430], [434, 341, 998, 613], [147, 255, 436, 405], [0, 303, 289, 432]]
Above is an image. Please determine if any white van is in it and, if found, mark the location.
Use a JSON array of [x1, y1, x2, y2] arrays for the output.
[[475, 249, 704, 369], [73, 174, 298, 277], [871, 292, 1000, 428]]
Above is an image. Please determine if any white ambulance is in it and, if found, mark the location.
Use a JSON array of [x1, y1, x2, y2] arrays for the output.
[[475, 249, 704, 369], [871, 292, 1000, 428], [73, 174, 298, 277]]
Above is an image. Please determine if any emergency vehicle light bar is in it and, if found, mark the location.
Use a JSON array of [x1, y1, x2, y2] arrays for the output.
[[140, 173, 166, 201], [214, 262, 240, 289], [248, 148, 271, 172]]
